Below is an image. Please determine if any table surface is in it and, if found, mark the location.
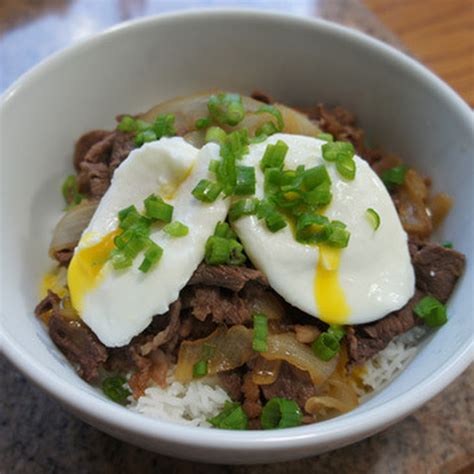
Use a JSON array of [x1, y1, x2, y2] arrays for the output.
[[1, 1, 473, 473]]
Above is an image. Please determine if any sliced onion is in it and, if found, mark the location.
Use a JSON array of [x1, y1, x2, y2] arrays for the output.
[[175, 325, 254, 383], [261, 332, 338, 385], [49, 200, 98, 260], [245, 290, 285, 321], [429, 192, 453, 229], [251, 357, 281, 385], [138, 92, 321, 138], [305, 395, 354, 415]]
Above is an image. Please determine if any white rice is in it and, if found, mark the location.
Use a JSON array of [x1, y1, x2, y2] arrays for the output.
[[128, 326, 429, 426], [128, 374, 230, 427]]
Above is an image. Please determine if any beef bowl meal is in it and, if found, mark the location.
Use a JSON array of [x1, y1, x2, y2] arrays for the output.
[[1, 10, 472, 464]]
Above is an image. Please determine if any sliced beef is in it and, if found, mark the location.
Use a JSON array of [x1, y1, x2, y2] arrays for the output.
[[410, 241, 465, 303], [189, 263, 268, 292], [48, 312, 108, 382], [35, 290, 61, 319], [218, 370, 243, 402], [73, 129, 112, 170], [346, 290, 424, 366], [261, 362, 316, 411], [250, 90, 273, 104], [110, 132, 135, 172], [182, 286, 252, 325]]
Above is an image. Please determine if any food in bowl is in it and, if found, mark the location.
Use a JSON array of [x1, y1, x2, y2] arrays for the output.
[[35, 91, 465, 430]]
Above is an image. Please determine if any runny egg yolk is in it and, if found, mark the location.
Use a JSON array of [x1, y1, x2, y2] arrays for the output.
[[40, 268, 67, 299], [314, 245, 350, 324], [67, 230, 120, 313]]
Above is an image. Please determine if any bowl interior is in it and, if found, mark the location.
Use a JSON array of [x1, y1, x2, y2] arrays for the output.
[[0, 10, 472, 463]]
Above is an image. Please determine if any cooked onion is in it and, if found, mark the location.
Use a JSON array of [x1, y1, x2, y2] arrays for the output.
[[251, 357, 281, 385], [175, 325, 254, 382], [49, 200, 98, 260], [245, 290, 285, 321], [138, 91, 321, 139], [261, 332, 338, 385], [429, 192, 453, 229], [305, 395, 354, 415]]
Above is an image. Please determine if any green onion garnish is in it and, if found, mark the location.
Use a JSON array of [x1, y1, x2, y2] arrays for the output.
[[214, 221, 237, 240], [295, 214, 330, 244], [265, 210, 287, 233], [261, 398, 302, 429], [414, 296, 448, 327], [442, 241, 453, 249], [322, 141, 354, 162], [256, 121, 279, 138], [144, 194, 173, 222], [257, 104, 284, 131], [260, 140, 289, 171], [134, 129, 157, 146], [229, 198, 258, 222], [110, 250, 133, 270], [312, 332, 340, 361], [117, 115, 136, 133], [336, 156, 356, 180], [118, 205, 141, 229], [138, 241, 163, 273], [252, 313, 269, 352], [234, 166, 256, 196], [326, 223, 351, 248], [163, 221, 189, 238], [208, 401, 249, 430], [195, 117, 212, 129], [152, 114, 176, 139], [227, 239, 247, 266], [62, 175, 84, 209], [208, 93, 245, 126], [365, 208, 381, 231], [302, 182, 332, 208], [327, 324, 345, 341], [192, 360, 208, 378], [381, 165, 408, 189], [191, 179, 223, 203], [205, 126, 227, 145], [318, 132, 334, 142], [205, 236, 231, 265], [101, 376, 131, 404], [302, 165, 331, 190]]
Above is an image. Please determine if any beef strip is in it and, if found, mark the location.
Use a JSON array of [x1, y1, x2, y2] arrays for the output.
[[48, 312, 108, 382], [242, 372, 262, 420], [250, 90, 273, 104], [261, 362, 317, 411], [73, 129, 112, 170], [410, 241, 465, 303], [181, 286, 252, 325], [188, 263, 268, 292], [346, 290, 424, 366], [218, 370, 243, 402], [109, 131, 136, 172], [35, 290, 61, 318]]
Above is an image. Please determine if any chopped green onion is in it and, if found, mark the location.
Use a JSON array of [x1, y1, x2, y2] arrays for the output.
[[264, 168, 282, 195], [163, 221, 189, 237], [318, 132, 334, 142], [336, 156, 356, 180], [252, 313, 268, 352], [110, 250, 133, 270], [260, 140, 289, 171], [322, 141, 354, 163], [191, 179, 223, 203], [205, 126, 227, 145], [214, 221, 237, 240], [208, 401, 248, 430], [381, 165, 408, 188], [138, 241, 163, 273], [62, 175, 84, 209], [257, 104, 284, 130], [152, 114, 176, 138], [208, 93, 245, 126], [144, 194, 173, 222], [229, 198, 259, 222], [442, 241, 453, 249], [326, 223, 351, 248], [208, 159, 220, 174], [261, 397, 302, 429], [205, 236, 231, 265], [414, 296, 448, 327], [249, 133, 269, 144], [312, 333, 340, 361], [228, 239, 247, 266], [117, 115, 136, 133], [192, 360, 208, 378], [256, 121, 279, 137], [265, 210, 287, 233], [235, 166, 256, 196], [327, 324, 345, 341], [302, 182, 332, 208], [295, 214, 330, 244], [118, 205, 141, 229], [302, 165, 331, 190], [134, 129, 157, 146], [366, 208, 381, 230], [102, 376, 131, 404], [195, 117, 212, 129]]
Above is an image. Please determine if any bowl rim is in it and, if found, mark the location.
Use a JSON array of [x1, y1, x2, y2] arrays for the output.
[[1, 7, 473, 454]]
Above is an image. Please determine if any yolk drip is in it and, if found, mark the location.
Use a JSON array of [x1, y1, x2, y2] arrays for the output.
[[40, 268, 67, 299], [67, 230, 120, 313], [161, 164, 194, 200], [314, 245, 350, 324]]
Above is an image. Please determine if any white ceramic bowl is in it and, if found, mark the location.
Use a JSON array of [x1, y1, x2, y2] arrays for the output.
[[0, 9, 473, 465]]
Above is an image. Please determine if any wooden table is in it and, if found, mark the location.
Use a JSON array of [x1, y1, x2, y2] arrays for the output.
[[1, 1, 472, 473]]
